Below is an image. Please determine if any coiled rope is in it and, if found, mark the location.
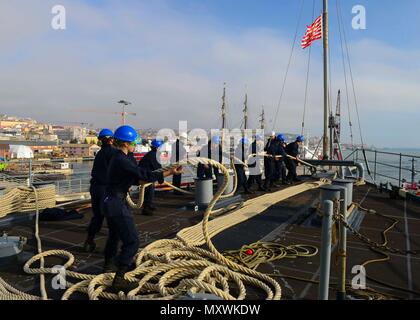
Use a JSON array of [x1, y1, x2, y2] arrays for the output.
[[0, 185, 55, 219], [1, 157, 286, 300]]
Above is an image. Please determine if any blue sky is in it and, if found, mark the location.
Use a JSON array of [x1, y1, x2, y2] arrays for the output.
[[1, 0, 419, 148]]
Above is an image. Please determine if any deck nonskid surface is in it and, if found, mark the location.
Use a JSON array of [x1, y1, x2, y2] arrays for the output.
[[0, 181, 419, 300]]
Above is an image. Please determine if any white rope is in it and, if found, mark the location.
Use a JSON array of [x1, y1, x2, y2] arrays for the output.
[[0, 157, 284, 300]]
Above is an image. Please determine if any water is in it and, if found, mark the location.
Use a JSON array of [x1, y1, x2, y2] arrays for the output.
[[344, 148, 420, 186], [69, 161, 93, 178]]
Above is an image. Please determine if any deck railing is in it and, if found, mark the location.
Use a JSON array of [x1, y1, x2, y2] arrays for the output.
[[345, 148, 420, 187], [54, 177, 91, 195]]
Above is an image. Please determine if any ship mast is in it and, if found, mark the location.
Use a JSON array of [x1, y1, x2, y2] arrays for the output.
[[222, 82, 226, 131], [322, 0, 330, 160], [243, 92, 248, 130], [259, 106, 265, 130], [221, 83, 227, 130]]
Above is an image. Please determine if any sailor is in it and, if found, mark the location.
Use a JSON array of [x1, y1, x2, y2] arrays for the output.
[[83, 128, 116, 253], [197, 135, 222, 180], [275, 134, 288, 185], [138, 139, 164, 216], [247, 135, 266, 191], [285, 135, 304, 183], [102, 125, 181, 293], [263, 132, 278, 191], [234, 137, 253, 194], [172, 133, 189, 195]]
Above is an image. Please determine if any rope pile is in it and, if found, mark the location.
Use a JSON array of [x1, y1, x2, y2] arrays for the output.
[[0, 185, 55, 219], [0, 157, 293, 300]]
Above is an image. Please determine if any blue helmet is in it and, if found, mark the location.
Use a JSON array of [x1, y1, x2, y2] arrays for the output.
[[98, 128, 113, 138], [211, 136, 221, 145], [240, 137, 250, 145], [296, 135, 305, 142], [151, 139, 164, 149], [277, 134, 286, 142], [113, 125, 138, 142]]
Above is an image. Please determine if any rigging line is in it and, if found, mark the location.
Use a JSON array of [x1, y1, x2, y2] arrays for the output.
[[301, 0, 316, 136], [337, 0, 365, 147], [336, 0, 354, 148], [272, 0, 305, 132]]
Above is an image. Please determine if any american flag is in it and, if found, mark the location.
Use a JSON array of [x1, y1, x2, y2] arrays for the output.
[[301, 15, 323, 49]]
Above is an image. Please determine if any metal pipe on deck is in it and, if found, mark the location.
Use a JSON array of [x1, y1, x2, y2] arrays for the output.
[[319, 200, 333, 300], [336, 187, 348, 300], [303, 159, 365, 180]]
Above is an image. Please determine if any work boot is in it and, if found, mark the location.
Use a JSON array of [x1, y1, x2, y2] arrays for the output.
[[257, 185, 266, 192], [141, 207, 154, 216], [243, 187, 254, 195], [144, 204, 157, 211], [83, 236, 96, 253], [110, 267, 138, 294], [102, 259, 118, 273]]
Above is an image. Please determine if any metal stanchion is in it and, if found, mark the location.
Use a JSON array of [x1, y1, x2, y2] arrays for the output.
[[337, 187, 348, 300], [319, 199, 333, 300]]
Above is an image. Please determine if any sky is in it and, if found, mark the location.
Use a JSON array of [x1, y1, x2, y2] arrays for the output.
[[0, 0, 419, 148]]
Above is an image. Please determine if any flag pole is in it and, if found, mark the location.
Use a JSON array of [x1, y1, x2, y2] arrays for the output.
[[322, 0, 330, 160]]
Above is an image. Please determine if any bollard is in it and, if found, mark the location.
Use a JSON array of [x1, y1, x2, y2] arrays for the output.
[[216, 172, 234, 195], [195, 178, 213, 207], [333, 179, 354, 208], [320, 185, 343, 204], [319, 200, 334, 300]]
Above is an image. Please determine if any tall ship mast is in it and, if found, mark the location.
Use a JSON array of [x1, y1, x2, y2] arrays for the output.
[[259, 106, 265, 131], [243, 92, 248, 130], [221, 83, 227, 131], [322, 0, 330, 160]]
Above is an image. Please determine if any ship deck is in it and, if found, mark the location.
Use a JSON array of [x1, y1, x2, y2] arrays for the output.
[[0, 179, 419, 300]]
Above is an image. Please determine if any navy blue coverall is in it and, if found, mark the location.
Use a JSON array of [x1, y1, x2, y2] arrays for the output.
[[285, 141, 300, 182], [87, 144, 116, 239], [103, 150, 164, 267], [233, 142, 249, 193], [172, 139, 188, 190], [197, 142, 222, 179], [264, 138, 277, 188], [274, 141, 287, 183], [138, 148, 164, 207], [247, 140, 263, 189]]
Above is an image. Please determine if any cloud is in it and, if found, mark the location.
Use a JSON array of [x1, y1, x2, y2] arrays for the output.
[[0, 0, 419, 147]]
